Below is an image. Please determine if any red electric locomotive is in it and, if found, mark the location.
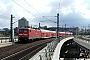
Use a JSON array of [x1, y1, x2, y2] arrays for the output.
[[18, 28, 41, 42]]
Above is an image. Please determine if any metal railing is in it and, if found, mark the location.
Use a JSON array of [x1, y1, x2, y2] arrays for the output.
[[33, 37, 65, 60]]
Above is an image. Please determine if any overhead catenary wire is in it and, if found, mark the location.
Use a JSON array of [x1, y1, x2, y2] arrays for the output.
[[59, 0, 62, 13], [60, 17, 71, 27], [58, 0, 70, 27], [24, 0, 57, 24], [12, 0, 58, 27], [0, 15, 10, 18], [12, 0, 47, 27], [13, 20, 18, 24], [58, 0, 68, 26], [12, 0, 40, 19], [12, 0, 54, 24], [24, 0, 41, 15], [43, 16, 56, 23]]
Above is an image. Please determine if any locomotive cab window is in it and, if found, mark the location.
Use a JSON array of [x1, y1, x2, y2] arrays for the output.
[[19, 29, 28, 32], [24, 30, 28, 32], [19, 30, 23, 32]]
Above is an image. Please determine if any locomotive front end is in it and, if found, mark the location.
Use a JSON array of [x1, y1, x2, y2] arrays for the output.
[[18, 28, 29, 42]]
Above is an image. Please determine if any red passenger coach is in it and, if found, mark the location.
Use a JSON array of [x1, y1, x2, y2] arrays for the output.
[[40, 29, 53, 38], [50, 31, 56, 37]]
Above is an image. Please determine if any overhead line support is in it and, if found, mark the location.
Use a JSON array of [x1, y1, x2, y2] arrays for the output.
[[56, 13, 59, 39], [10, 14, 14, 42]]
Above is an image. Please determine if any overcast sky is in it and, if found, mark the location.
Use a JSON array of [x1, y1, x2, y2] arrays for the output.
[[0, 0, 90, 29]]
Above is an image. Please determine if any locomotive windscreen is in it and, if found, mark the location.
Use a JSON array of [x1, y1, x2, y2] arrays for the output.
[[19, 29, 28, 32]]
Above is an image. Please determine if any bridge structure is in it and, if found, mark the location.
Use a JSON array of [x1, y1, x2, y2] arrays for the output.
[[52, 36, 74, 60], [31, 36, 90, 60]]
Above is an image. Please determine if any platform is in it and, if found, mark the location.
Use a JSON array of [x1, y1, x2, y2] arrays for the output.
[[0, 39, 18, 48], [0, 42, 13, 47]]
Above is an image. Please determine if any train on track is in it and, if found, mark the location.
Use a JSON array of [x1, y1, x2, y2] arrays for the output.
[[18, 28, 73, 42]]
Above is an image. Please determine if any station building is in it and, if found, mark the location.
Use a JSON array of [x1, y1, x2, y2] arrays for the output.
[[0, 30, 5, 36], [18, 17, 29, 28]]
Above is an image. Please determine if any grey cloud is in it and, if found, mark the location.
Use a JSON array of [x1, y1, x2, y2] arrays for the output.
[[0, 15, 10, 20], [0, 0, 89, 29], [0, 19, 10, 28], [48, 0, 75, 9], [33, 6, 88, 28], [60, 0, 75, 7], [60, 12, 87, 27]]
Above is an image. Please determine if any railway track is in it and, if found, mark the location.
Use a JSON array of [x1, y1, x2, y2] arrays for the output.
[[0, 38, 55, 60], [77, 36, 90, 41]]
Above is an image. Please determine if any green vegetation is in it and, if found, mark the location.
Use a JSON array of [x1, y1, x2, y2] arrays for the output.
[[79, 31, 90, 35], [44, 26, 47, 29], [0, 34, 5, 37], [5, 32, 10, 37]]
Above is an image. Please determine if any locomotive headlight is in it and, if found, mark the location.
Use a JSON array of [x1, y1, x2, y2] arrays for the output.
[[19, 34, 22, 35], [24, 34, 28, 35]]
